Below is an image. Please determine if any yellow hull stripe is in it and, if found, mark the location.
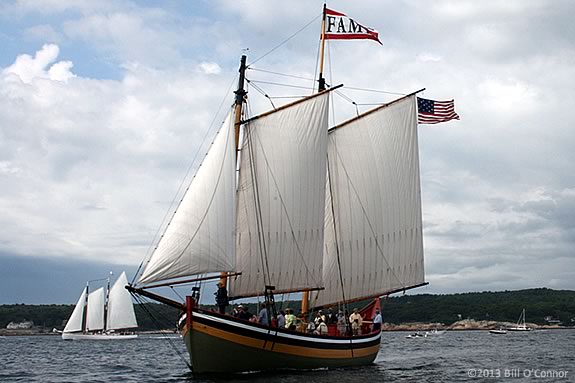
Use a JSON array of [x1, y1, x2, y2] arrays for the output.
[[191, 321, 380, 359]]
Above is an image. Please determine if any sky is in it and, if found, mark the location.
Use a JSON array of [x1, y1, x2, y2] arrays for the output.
[[1, 0, 574, 304]]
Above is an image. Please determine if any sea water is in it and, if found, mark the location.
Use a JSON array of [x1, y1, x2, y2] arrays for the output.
[[1, 330, 573, 382]]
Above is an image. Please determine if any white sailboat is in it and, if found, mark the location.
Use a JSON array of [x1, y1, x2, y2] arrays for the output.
[[62, 272, 138, 340], [508, 308, 532, 332]]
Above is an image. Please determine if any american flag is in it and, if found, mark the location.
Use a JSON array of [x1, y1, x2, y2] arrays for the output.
[[417, 98, 460, 124]]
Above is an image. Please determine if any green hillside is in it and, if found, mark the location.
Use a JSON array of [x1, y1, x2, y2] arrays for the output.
[[380, 288, 575, 325], [1, 288, 573, 331]]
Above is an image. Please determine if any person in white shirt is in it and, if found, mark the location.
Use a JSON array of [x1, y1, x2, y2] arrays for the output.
[[373, 309, 383, 332]]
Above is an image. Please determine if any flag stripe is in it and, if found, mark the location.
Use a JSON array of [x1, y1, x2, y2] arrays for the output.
[[325, 8, 346, 16], [324, 33, 380, 42]]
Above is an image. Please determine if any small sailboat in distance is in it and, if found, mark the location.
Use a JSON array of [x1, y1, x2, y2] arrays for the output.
[[508, 309, 532, 332], [62, 272, 138, 340]]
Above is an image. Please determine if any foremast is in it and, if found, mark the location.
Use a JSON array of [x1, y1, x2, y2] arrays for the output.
[[220, 54, 247, 289]]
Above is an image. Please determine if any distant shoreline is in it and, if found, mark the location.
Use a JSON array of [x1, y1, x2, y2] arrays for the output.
[[382, 319, 574, 332], [1, 325, 573, 337]]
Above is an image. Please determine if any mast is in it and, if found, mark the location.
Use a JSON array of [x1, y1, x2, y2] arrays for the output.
[[318, 3, 327, 92], [103, 271, 112, 331], [302, 5, 328, 315], [82, 282, 89, 334], [220, 54, 248, 289]]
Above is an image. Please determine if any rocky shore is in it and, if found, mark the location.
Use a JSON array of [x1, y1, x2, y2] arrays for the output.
[[382, 319, 569, 331]]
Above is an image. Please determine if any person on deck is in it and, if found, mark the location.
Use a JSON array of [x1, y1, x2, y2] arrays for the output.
[[277, 310, 285, 328], [349, 308, 363, 335], [237, 305, 253, 321], [258, 303, 269, 326], [214, 282, 229, 314], [314, 318, 328, 335], [314, 310, 326, 325], [336, 310, 347, 336], [284, 308, 297, 330], [373, 309, 383, 332], [306, 320, 316, 334], [327, 308, 337, 324]]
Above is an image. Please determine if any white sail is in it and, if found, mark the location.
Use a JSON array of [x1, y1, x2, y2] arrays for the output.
[[63, 287, 87, 333], [106, 272, 138, 331], [229, 92, 330, 298], [86, 287, 105, 331], [314, 95, 425, 307], [138, 111, 237, 285]]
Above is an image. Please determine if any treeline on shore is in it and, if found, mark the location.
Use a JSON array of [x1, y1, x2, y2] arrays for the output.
[[381, 288, 575, 325], [1, 288, 574, 331]]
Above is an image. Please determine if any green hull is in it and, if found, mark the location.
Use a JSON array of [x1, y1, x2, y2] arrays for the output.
[[185, 326, 379, 373], [183, 307, 381, 374]]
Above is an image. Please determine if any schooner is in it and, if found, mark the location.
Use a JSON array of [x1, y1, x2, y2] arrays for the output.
[[128, 5, 427, 373]]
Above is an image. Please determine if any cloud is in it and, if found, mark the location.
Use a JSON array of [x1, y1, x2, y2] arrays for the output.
[[0, 1, 574, 299], [2, 43, 75, 83], [0, 43, 235, 265]]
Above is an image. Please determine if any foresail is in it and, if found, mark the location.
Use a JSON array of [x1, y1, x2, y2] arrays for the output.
[[314, 95, 425, 307], [138, 111, 237, 285], [106, 272, 138, 330], [229, 92, 330, 298], [63, 287, 86, 333], [86, 287, 105, 331]]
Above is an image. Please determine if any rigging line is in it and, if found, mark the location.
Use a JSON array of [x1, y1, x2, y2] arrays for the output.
[[245, 122, 273, 290], [326, 153, 349, 315], [268, 96, 306, 99], [326, 157, 354, 350], [248, 121, 323, 290], [331, 143, 405, 287], [131, 293, 191, 369], [170, 286, 184, 301], [334, 90, 355, 104], [333, 88, 361, 116], [249, 80, 315, 90], [343, 86, 405, 96], [327, 40, 336, 125], [248, 67, 316, 82], [249, 13, 322, 66], [132, 75, 238, 285], [246, 78, 276, 110]]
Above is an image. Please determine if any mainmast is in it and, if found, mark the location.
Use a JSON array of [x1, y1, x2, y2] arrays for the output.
[[318, 4, 327, 92], [82, 282, 89, 334], [103, 271, 112, 331], [302, 5, 328, 315], [220, 54, 248, 288]]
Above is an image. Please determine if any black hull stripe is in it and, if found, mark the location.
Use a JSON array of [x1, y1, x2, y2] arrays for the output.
[[192, 311, 381, 350]]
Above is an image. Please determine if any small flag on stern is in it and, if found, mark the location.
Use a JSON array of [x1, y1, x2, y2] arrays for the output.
[[417, 98, 460, 124], [324, 8, 382, 44]]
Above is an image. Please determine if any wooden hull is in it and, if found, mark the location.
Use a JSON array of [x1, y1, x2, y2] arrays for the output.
[[61, 332, 137, 340], [183, 306, 381, 374]]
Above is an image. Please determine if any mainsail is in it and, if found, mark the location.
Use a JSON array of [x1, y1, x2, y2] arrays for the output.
[[86, 287, 105, 331], [63, 287, 86, 333], [314, 95, 425, 307], [138, 112, 237, 285], [229, 91, 330, 298], [107, 272, 138, 330]]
